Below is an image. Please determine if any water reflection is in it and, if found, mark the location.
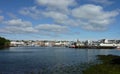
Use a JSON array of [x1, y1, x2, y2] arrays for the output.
[[0, 47, 120, 74]]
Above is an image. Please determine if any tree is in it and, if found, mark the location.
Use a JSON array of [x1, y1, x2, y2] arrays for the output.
[[0, 37, 10, 49]]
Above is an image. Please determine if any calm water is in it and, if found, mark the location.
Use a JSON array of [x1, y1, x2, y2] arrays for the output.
[[0, 47, 120, 74]]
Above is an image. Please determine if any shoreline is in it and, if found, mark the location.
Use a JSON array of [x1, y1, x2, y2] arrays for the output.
[[69, 46, 117, 49]]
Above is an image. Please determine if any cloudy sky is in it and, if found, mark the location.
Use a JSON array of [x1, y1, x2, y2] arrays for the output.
[[0, 0, 120, 40]]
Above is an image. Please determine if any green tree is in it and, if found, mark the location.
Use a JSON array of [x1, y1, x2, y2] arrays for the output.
[[0, 37, 10, 49]]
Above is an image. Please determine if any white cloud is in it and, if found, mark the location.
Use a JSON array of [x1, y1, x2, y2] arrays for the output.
[[42, 11, 80, 26], [3, 19, 32, 27], [43, 11, 68, 21], [0, 26, 37, 34], [36, 24, 68, 33], [0, 16, 4, 22], [19, 6, 69, 20], [35, 0, 77, 11], [72, 4, 118, 20], [41, 4, 119, 31], [7, 13, 17, 19], [19, 6, 42, 19], [72, 4, 119, 31], [19, 3, 119, 31], [91, 0, 114, 5], [2, 19, 38, 33], [0, 19, 70, 36], [0, 11, 4, 22]]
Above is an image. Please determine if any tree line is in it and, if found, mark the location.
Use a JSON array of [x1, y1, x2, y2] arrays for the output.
[[0, 37, 10, 49]]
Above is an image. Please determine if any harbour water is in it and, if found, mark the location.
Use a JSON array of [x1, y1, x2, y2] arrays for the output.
[[0, 47, 120, 74]]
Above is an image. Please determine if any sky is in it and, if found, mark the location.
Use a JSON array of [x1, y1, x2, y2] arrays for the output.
[[0, 0, 120, 41]]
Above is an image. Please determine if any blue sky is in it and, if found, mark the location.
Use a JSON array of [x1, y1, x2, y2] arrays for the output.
[[0, 0, 120, 40]]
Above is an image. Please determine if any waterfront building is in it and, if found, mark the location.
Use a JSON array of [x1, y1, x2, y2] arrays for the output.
[[84, 40, 93, 46], [100, 39, 108, 43], [10, 39, 120, 48], [10, 41, 25, 46]]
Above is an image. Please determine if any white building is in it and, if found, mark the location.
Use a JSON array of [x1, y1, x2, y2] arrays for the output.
[[10, 41, 25, 46]]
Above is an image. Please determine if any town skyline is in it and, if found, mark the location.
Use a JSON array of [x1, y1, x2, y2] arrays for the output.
[[10, 39, 120, 49], [0, 0, 120, 40]]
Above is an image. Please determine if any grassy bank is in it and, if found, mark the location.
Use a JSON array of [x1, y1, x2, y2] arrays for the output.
[[83, 54, 120, 74]]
